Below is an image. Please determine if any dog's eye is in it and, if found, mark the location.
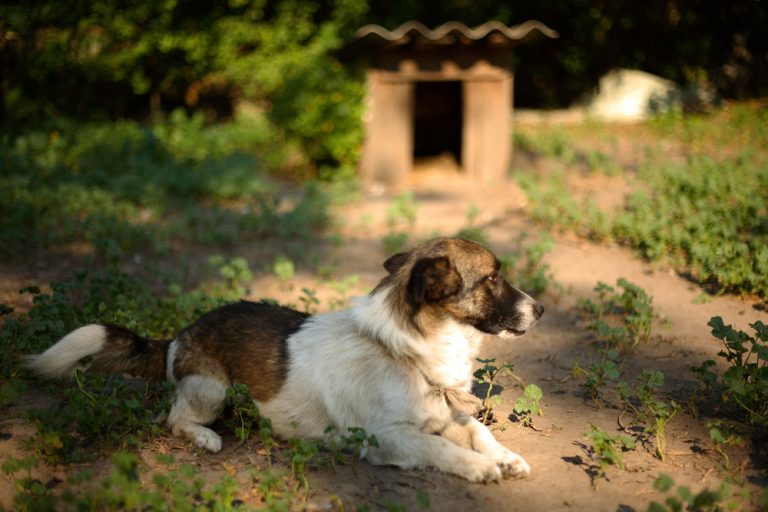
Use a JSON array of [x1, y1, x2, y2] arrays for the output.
[[486, 273, 498, 284]]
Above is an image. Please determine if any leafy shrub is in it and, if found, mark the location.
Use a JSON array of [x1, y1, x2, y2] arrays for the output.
[[515, 171, 611, 241], [577, 278, 654, 352], [614, 156, 768, 299], [0, 115, 332, 259], [697, 316, 768, 428], [516, 106, 768, 301], [26, 374, 169, 464]]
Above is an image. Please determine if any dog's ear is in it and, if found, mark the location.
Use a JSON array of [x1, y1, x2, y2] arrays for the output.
[[408, 256, 463, 306], [383, 251, 410, 275]]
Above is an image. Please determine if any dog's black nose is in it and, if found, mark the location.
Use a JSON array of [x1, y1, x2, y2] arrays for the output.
[[534, 302, 544, 319]]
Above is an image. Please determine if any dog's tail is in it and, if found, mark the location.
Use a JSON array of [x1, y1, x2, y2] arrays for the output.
[[26, 324, 170, 381]]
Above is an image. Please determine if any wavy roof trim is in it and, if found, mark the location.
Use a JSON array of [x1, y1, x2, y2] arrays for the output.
[[355, 20, 558, 43]]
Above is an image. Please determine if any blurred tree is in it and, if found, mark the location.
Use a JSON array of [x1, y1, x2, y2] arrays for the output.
[[0, 0, 367, 173], [1, 0, 765, 169]]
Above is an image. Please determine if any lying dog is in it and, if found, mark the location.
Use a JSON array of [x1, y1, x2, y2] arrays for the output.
[[27, 238, 543, 482]]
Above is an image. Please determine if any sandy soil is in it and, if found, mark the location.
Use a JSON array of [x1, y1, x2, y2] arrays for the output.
[[1, 169, 767, 511]]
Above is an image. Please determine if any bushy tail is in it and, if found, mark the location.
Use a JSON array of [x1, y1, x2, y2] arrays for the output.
[[26, 324, 169, 381]]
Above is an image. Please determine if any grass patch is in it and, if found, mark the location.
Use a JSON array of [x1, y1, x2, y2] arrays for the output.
[[0, 112, 332, 262], [514, 104, 768, 300]]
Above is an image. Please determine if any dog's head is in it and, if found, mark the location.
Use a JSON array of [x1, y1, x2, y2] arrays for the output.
[[382, 238, 544, 338]]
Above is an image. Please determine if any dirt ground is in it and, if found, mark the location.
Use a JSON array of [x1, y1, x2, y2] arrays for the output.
[[1, 164, 767, 511]]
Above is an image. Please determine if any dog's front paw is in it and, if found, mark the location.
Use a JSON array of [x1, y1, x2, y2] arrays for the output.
[[462, 455, 503, 483], [496, 450, 530, 479], [194, 429, 222, 453]]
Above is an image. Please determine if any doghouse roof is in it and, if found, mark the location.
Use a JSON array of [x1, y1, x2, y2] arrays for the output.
[[355, 20, 558, 48]]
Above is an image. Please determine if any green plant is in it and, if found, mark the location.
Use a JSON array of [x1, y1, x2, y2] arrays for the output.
[[517, 108, 768, 301], [473, 358, 514, 425], [578, 278, 654, 352], [272, 255, 296, 282], [288, 438, 320, 495], [207, 255, 253, 300], [515, 170, 611, 241], [382, 192, 417, 254], [572, 347, 620, 405], [455, 205, 488, 245], [2, 452, 252, 511], [618, 370, 680, 461], [224, 383, 261, 445], [705, 421, 746, 472], [0, 115, 335, 263], [298, 287, 320, 314], [703, 316, 768, 428], [690, 359, 718, 391], [324, 426, 379, 467], [26, 372, 169, 464], [499, 233, 558, 296], [513, 384, 544, 428], [647, 473, 745, 512], [259, 417, 276, 468], [341, 427, 379, 462], [252, 468, 291, 511], [1, 455, 56, 511], [584, 423, 636, 484], [325, 274, 360, 311]]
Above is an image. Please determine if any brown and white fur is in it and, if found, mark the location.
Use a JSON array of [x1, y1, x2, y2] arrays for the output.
[[27, 238, 543, 482]]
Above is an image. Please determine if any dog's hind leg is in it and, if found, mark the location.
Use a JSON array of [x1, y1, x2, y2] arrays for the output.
[[167, 375, 227, 452]]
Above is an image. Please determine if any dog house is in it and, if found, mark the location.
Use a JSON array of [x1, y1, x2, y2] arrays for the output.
[[353, 21, 557, 189]]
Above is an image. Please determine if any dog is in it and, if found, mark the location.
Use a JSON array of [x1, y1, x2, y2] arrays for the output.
[[27, 237, 543, 482]]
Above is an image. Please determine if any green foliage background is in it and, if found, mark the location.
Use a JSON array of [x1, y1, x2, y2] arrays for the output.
[[3, 0, 767, 154]]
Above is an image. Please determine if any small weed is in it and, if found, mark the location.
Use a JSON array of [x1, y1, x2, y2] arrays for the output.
[[224, 383, 261, 444], [705, 420, 746, 472], [382, 192, 417, 254], [207, 255, 253, 300], [252, 468, 291, 511], [572, 348, 621, 405], [455, 205, 488, 245], [513, 383, 544, 428], [298, 287, 321, 314], [578, 278, 654, 352], [272, 255, 296, 282], [584, 423, 636, 484], [288, 438, 320, 495], [473, 358, 514, 425], [324, 426, 379, 467], [690, 359, 718, 391], [499, 233, 558, 296], [1, 455, 56, 511], [648, 473, 746, 512], [342, 427, 379, 461], [325, 274, 360, 310], [618, 370, 680, 461]]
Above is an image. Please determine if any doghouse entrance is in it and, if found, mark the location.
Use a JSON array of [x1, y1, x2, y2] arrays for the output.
[[412, 81, 463, 171]]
